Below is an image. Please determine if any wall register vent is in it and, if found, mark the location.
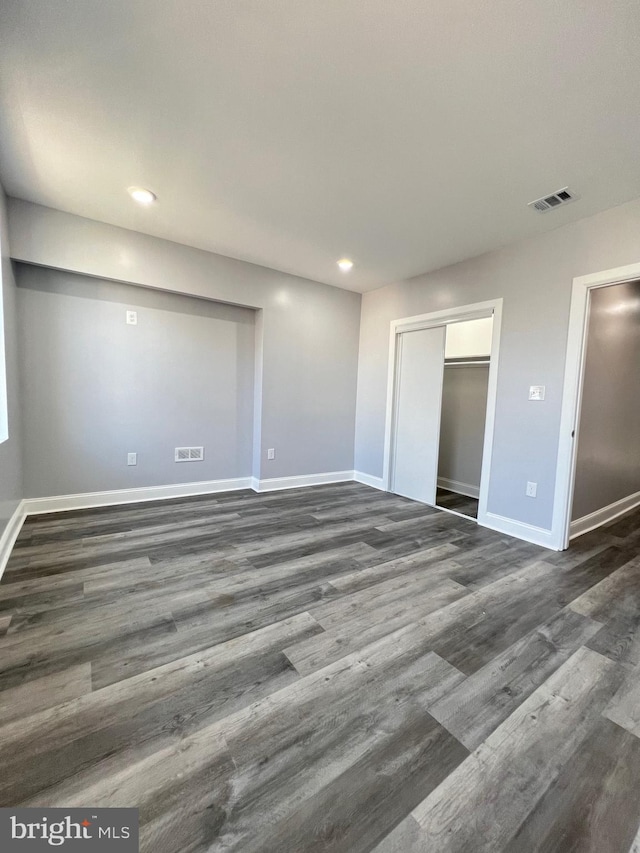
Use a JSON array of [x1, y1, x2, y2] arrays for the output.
[[175, 446, 205, 462], [528, 187, 577, 213]]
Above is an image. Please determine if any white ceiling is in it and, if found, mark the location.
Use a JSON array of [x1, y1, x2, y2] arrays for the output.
[[1, 1, 640, 293]]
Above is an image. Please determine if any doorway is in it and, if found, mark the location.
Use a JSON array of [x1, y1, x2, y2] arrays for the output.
[[383, 300, 502, 529], [554, 261, 640, 550], [565, 279, 640, 541], [436, 317, 492, 520]]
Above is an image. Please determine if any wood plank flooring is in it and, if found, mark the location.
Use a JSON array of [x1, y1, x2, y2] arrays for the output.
[[0, 482, 639, 852]]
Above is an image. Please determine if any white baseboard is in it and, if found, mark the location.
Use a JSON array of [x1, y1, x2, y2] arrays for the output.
[[0, 500, 27, 581], [252, 470, 354, 493], [437, 477, 479, 499], [353, 471, 386, 491], [16, 470, 377, 517], [570, 490, 640, 539], [22, 477, 253, 516], [481, 511, 560, 550]]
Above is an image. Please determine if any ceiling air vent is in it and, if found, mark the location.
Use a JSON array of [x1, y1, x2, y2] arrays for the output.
[[528, 187, 577, 213], [175, 446, 205, 462]]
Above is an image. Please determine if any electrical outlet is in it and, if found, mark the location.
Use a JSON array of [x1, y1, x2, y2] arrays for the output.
[[267, 448, 275, 460], [127, 452, 137, 466], [126, 310, 138, 325], [526, 481, 537, 498]]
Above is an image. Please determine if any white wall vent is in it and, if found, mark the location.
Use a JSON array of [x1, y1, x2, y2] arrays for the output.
[[528, 187, 577, 213], [175, 446, 205, 462]]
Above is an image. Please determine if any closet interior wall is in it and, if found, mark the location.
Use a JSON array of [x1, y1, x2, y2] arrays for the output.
[[437, 360, 490, 498], [437, 318, 492, 501]]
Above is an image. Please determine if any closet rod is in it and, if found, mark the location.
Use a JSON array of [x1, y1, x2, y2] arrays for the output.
[[444, 359, 490, 367]]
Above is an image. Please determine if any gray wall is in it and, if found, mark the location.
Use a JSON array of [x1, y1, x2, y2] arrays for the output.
[[355, 196, 640, 531], [17, 266, 255, 498], [9, 199, 361, 484], [572, 279, 640, 520], [438, 365, 489, 492], [0, 186, 23, 535]]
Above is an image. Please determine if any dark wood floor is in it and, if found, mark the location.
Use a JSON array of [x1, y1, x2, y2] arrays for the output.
[[1, 483, 639, 852], [436, 487, 479, 519]]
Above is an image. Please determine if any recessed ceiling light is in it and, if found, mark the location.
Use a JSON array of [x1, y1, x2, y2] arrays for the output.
[[128, 186, 157, 205], [337, 258, 354, 272]]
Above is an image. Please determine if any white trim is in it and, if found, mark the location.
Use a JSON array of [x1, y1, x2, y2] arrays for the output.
[[437, 477, 480, 499], [388, 300, 500, 336], [476, 299, 502, 528], [565, 261, 640, 290], [382, 300, 500, 491], [382, 299, 503, 535], [252, 310, 265, 482], [252, 470, 354, 493], [483, 512, 559, 550], [0, 500, 27, 580], [10, 471, 380, 523], [353, 471, 386, 491], [0, 243, 7, 444], [570, 490, 640, 539], [22, 478, 252, 515], [553, 260, 640, 550]]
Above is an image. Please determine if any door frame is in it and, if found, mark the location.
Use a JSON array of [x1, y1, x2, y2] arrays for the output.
[[552, 260, 640, 550], [383, 298, 503, 527]]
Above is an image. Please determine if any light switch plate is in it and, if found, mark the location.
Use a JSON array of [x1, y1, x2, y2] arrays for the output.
[[529, 385, 545, 401]]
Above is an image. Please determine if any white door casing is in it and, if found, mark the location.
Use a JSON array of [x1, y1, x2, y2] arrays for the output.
[[383, 299, 503, 533], [553, 260, 640, 549]]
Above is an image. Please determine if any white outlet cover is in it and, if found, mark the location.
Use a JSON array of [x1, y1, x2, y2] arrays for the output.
[[127, 452, 137, 466], [267, 448, 275, 460], [126, 310, 138, 325], [526, 481, 537, 497], [528, 385, 545, 401]]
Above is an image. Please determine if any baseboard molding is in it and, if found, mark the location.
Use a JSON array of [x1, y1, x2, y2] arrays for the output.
[[17, 470, 378, 515], [437, 477, 479, 499], [481, 511, 560, 550], [570, 490, 640, 539], [353, 471, 386, 491], [0, 500, 27, 580], [22, 478, 253, 516], [252, 471, 354, 493]]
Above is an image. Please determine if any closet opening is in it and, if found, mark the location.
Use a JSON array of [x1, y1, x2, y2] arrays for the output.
[[385, 301, 501, 531], [435, 317, 492, 521]]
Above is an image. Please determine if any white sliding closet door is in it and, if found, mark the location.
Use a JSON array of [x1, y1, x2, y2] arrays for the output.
[[392, 326, 446, 505]]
